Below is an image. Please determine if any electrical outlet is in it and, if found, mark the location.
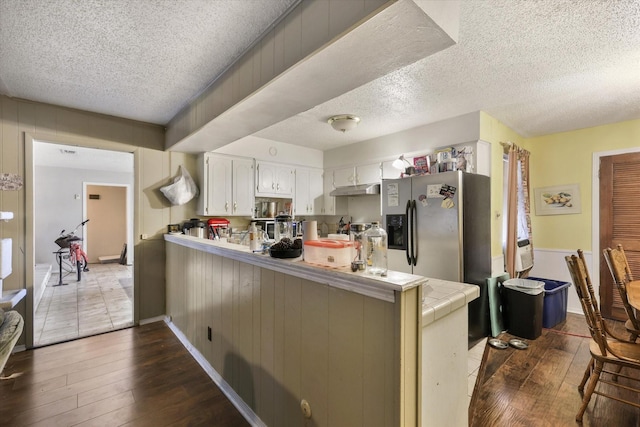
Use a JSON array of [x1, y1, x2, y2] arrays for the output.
[[300, 399, 312, 419], [140, 234, 148, 240]]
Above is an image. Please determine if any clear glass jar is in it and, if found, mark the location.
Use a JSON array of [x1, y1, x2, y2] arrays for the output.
[[364, 221, 387, 276], [349, 223, 367, 271], [275, 215, 293, 242]]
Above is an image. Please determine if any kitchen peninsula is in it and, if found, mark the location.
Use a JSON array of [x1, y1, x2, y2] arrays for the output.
[[164, 234, 478, 427]]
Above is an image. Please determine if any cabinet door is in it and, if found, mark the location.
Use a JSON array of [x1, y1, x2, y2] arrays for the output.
[[294, 168, 310, 215], [355, 162, 381, 185], [276, 166, 294, 195], [333, 166, 355, 187], [309, 169, 324, 215], [256, 162, 277, 194], [208, 155, 233, 215], [233, 158, 255, 216], [323, 169, 347, 216], [323, 170, 335, 214]]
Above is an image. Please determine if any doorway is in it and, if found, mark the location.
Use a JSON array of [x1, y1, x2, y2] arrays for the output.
[[599, 151, 640, 320], [32, 141, 134, 346], [84, 183, 130, 264]]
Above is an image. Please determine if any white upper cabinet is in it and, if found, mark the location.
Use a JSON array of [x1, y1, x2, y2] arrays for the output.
[[333, 163, 381, 187], [232, 157, 256, 216], [355, 162, 382, 185], [294, 167, 324, 216], [322, 169, 347, 216], [197, 153, 254, 216], [256, 161, 294, 197], [333, 166, 356, 187]]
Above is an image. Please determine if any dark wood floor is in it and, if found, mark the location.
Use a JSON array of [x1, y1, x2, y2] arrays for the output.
[[4, 314, 640, 426], [0, 321, 249, 427], [470, 313, 640, 426]]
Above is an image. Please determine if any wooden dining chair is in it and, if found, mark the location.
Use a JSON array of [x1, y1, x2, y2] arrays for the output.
[[603, 245, 640, 341], [565, 250, 640, 422]]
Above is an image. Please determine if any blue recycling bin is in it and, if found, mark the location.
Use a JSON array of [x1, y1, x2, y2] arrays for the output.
[[528, 276, 572, 328]]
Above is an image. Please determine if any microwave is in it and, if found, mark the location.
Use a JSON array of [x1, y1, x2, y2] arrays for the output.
[[255, 220, 275, 240]]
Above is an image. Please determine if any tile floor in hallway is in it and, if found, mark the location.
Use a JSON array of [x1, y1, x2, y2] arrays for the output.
[[468, 337, 487, 405], [34, 263, 134, 346]]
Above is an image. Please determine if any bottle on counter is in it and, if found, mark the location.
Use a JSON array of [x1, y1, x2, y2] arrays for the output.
[[364, 221, 388, 276], [249, 222, 260, 252]]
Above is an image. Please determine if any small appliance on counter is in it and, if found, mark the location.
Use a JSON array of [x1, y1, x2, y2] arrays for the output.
[[183, 218, 206, 237], [192, 219, 206, 238], [275, 215, 293, 241], [208, 218, 230, 240], [167, 224, 181, 234], [255, 219, 275, 240], [182, 220, 194, 236], [349, 223, 367, 272]]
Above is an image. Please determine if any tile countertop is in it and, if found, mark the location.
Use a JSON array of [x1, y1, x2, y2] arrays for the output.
[[422, 279, 479, 326], [164, 234, 479, 319]]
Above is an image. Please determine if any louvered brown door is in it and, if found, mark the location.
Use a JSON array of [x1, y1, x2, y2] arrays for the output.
[[599, 152, 640, 319]]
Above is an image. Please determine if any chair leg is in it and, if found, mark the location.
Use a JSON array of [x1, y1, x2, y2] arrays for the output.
[[577, 360, 603, 422], [579, 359, 594, 393]]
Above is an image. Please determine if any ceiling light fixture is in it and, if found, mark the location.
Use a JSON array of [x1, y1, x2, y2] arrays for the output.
[[392, 155, 416, 175], [327, 115, 360, 132]]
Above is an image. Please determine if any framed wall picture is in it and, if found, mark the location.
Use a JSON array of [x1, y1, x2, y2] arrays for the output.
[[534, 184, 581, 215]]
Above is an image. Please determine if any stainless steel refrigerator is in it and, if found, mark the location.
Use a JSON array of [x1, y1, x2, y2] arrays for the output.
[[381, 171, 491, 344]]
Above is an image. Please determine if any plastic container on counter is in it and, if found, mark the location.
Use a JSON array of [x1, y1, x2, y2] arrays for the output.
[[303, 239, 355, 268]]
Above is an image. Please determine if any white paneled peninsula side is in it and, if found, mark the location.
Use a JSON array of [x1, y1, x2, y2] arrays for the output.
[[164, 234, 478, 427]]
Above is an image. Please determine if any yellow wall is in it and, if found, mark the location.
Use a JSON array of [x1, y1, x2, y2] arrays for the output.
[[526, 118, 640, 250], [478, 112, 525, 257], [480, 111, 640, 254]]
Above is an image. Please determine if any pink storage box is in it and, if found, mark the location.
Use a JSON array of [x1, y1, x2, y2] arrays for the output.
[[303, 239, 355, 268]]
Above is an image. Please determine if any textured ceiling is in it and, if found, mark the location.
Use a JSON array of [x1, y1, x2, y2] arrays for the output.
[[0, 0, 298, 124], [1, 0, 640, 152], [255, 0, 640, 149]]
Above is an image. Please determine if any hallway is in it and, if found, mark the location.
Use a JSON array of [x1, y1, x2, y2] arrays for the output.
[[34, 263, 133, 346]]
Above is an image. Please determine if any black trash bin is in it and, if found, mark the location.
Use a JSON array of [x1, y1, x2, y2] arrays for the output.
[[501, 278, 545, 340]]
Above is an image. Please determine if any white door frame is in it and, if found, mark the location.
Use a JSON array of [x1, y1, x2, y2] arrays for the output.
[[25, 132, 139, 349], [83, 182, 133, 265]]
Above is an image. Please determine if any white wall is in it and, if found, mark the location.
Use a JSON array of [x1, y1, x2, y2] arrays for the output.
[[528, 248, 585, 316], [323, 112, 481, 168], [214, 135, 324, 167], [35, 165, 134, 265]]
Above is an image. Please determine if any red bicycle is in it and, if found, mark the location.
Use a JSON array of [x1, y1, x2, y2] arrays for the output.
[[55, 219, 90, 282]]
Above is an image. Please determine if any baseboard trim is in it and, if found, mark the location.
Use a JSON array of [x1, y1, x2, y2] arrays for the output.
[[164, 318, 266, 427], [139, 315, 165, 325], [12, 344, 26, 353]]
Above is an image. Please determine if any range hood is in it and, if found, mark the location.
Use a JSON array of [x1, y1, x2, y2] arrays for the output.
[[330, 183, 380, 197]]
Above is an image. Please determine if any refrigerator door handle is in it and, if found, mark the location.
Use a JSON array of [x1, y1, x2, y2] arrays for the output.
[[411, 199, 418, 266], [405, 199, 412, 266]]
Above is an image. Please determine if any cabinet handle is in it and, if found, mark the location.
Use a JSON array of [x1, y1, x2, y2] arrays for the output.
[[272, 182, 275, 190], [233, 202, 237, 212], [225, 202, 229, 212], [277, 183, 280, 191]]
